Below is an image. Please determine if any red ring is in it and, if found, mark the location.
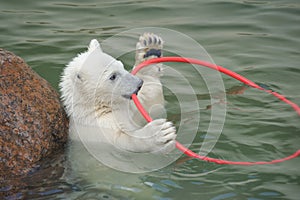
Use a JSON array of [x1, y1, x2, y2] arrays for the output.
[[131, 57, 300, 165]]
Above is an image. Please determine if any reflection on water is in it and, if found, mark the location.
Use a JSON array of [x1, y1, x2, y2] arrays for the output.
[[1, 0, 300, 199]]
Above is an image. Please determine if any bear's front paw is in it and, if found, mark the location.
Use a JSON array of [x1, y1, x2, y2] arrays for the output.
[[135, 33, 163, 65], [144, 119, 177, 154]]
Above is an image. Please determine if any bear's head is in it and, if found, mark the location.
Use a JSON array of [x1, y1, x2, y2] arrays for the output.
[[60, 39, 143, 122]]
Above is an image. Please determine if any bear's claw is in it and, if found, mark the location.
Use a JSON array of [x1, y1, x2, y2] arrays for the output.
[[142, 118, 176, 154], [135, 33, 164, 65], [139, 32, 163, 49]]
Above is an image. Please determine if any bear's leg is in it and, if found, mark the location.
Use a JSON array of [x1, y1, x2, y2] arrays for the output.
[[130, 33, 165, 123], [115, 118, 176, 154]]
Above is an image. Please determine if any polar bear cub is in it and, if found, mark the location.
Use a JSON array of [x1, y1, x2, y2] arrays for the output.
[[60, 33, 176, 154]]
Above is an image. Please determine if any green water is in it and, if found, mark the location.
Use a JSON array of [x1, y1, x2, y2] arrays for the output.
[[1, 0, 300, 199]]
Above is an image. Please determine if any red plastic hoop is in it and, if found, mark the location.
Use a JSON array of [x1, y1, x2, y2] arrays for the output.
[[131, 57, 300, 165]]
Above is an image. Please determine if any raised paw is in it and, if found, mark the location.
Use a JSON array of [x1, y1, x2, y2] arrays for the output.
[[135, 33, 164, 65]]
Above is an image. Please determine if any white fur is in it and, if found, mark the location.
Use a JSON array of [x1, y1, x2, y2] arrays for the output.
[[60, 35, 176, 154]]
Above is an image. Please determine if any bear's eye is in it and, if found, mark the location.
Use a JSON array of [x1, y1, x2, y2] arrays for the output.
[[109, 73, 117, 81]]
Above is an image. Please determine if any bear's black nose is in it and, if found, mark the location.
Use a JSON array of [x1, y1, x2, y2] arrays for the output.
[[122, 75, 144, 100]]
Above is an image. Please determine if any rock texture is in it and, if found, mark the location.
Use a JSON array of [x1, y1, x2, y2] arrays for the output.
[[0, 48, 69, 177]]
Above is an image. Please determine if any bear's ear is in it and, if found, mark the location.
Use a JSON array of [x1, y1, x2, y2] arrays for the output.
[[88, 39, 103, 52]]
